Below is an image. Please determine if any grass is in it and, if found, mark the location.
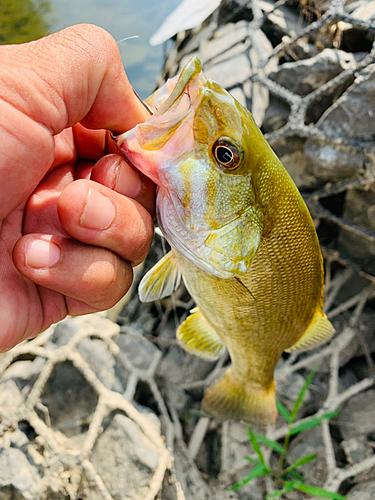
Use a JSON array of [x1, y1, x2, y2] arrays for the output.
[[229, 367, 346, 499]]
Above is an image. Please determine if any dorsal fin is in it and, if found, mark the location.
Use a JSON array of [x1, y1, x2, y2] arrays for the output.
[[286, 309, 335, 353], [139, 251, 181, 302]]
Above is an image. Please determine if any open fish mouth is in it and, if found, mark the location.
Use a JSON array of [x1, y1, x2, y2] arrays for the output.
[[112, 56, 205, 185]]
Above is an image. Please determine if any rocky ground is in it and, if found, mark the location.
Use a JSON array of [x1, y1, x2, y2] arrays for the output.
[[1, 0, 375, 499]]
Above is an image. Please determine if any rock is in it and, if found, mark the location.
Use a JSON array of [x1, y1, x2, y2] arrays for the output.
[[0, 448, 40, 500], [0, 380, 23, 416], [336, 389, 375, 441], [40, 360, 98, 439], [340, 1, 375, 53], [269, 136, 317, 189], [157, 345, 214, 414], [199, 23, 275, 126], [262, 94, 290, 133], [285, 426, 328, 485], [78, 338, 122, 392], [90, 413, 160, 500], [317, 64, 375, 141], [48, 319, 80, 348], [303, 138, 365, 185], [200, 21, 249, 64], [341, 435, 373, 466], [259, 0, 305, 44], [0, 361, 33, 388], [115, 327, 161, 393], [276, 371, 315, 414], [149, 0, 221, 46], [204, 52, 251, 89], [269, 49, 358, 96], [347, 480, 375, 500], [338, 186, 375, 275]]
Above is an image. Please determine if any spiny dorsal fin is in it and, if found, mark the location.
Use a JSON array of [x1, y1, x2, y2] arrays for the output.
[[139, 251, 181, 302], [177, 307, 225, 360], [202, 369, 277, 426], [286, 309, 335, 353]]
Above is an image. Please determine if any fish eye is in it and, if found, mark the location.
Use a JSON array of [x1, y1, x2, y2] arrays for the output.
[[212, 139, 242, 170]]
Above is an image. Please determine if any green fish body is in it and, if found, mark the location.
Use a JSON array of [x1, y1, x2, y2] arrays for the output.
[[114, 57, 334, 425]]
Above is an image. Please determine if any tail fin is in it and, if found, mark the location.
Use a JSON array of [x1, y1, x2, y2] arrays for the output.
[[202, 369, 277, 426]]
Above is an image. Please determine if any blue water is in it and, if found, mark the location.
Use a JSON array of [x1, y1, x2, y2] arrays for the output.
[[49, 0, 181, 98]]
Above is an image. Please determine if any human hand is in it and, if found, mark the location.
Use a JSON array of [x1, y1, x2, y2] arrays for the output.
[[0, 24, 155, 352]]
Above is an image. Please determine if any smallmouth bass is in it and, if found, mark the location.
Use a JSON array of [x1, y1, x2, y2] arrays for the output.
[[114, 57, 334, 426]]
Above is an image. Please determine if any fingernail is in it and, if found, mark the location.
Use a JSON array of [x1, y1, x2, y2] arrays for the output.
[[115, 160, 142, 198], [80, 188, 115, 230], [25, 239, 61, 268]]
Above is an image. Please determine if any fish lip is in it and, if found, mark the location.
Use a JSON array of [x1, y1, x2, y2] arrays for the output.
[[153, 56, 202, 116]]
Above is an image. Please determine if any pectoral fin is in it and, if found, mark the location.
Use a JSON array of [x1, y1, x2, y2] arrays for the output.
[[286, 309, 335, 353], [139, 251, 181, 302], [177, 308, 225, 359]]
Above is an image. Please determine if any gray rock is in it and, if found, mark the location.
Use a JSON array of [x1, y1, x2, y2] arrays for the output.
[[157, 346, 214, 414], [303, 138, 365, 184], [259, 0, 305, 40], [117, 327, 160, 372], [276, 371, 314, 414], [149, 0, 221, 46], [341, 435, 373, 465], [317, 64, 375, 140], [193, 22, 275, 126], [269, 136, 317, 189], [346, 0, 375, 19], [200, 21, 250, 64], [347, 480, 375, 500], [0, 448, 40, 500], [48, 320, 80, 348], [338, 186, 375, 275], [262, 94, 290, 133], [285, 426, 328, 485], [78, 338, 122, 392], [0, 380, 23, 416], [336, 389, 375, 441], [0, 361, 33, 387], [204, 53, 251, 89], [269, 48, 358, 96], [40, 360, 98, 438], [90, 413, 160, 500]]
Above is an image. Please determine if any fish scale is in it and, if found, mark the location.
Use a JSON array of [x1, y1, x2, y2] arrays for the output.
[[114, 56, 334, 426]]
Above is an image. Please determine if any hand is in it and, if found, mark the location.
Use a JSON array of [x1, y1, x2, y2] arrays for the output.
[[0, 24, 155, 352]]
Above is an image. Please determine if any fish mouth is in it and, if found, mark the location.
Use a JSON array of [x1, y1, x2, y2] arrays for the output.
[[112, 56, 205, 185]]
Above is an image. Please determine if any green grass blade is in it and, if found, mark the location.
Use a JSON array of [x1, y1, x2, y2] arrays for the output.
[[266, 490, 284, 499], [288, 470, 304, 481], [248, 427, 266, 466], [282, 453, 317, 476], [290, 366, 317, 423], [229, 464, 270, 491], [295, 483, 347, 499], [266, 481, 301, 499], [290, 410, 341, 436], [245, 456, 260, 465], [254, 434, 284, 453], [277, 400, 291, 423]]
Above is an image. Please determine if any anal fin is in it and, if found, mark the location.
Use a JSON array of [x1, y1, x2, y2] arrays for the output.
[[177, 308, 225, 360], [202, 369, 277, 426], [286, 309, 335, 353], [139, 251, 181, 302]]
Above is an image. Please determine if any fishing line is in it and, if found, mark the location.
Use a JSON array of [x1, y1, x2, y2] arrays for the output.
[[115, 35, 154, 115]]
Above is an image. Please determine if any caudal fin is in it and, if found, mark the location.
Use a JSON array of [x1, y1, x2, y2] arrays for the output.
[[202, 369, 277, 426]]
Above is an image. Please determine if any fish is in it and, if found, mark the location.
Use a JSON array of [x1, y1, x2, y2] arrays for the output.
[[113, 56, 335, 426]]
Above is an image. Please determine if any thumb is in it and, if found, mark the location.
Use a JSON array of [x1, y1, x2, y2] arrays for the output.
[[0, 24, 148, 218]]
